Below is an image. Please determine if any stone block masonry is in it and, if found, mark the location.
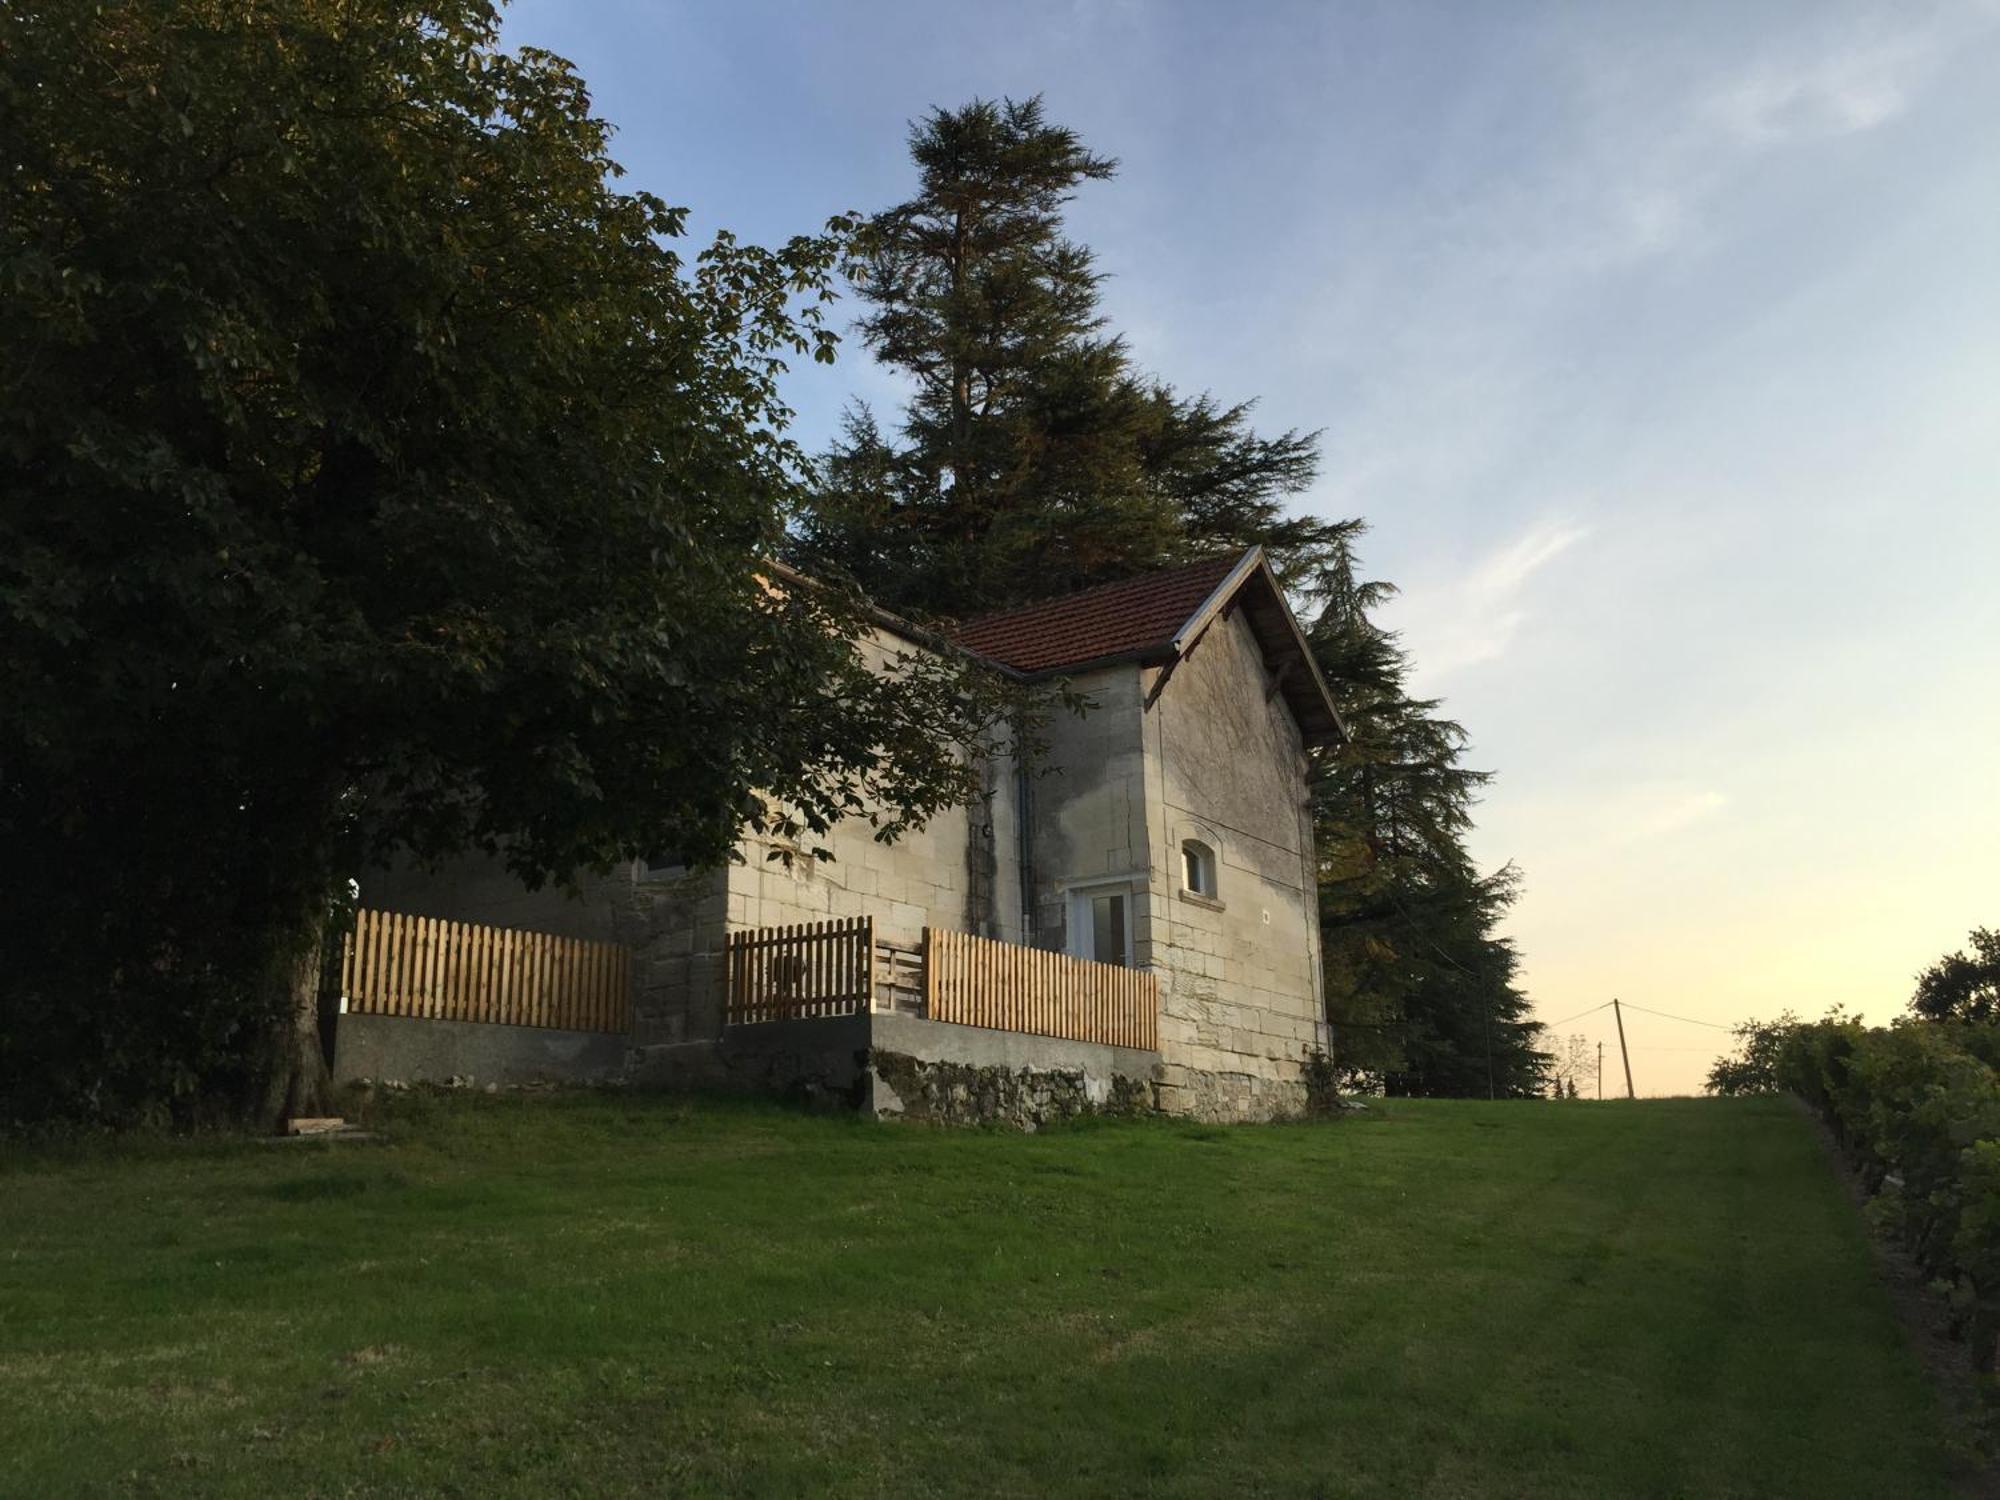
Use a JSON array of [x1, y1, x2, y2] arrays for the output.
[[867, 1051, 1154, 1128], [665, 1011, 1163, 1129]]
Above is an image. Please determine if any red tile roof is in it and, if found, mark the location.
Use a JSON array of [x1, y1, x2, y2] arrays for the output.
[[950, 554, 1246, 674]]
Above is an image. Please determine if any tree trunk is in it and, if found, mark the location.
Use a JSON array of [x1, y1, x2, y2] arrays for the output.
[[948, 209, 974, 506], [251, 937, 334, 1129]]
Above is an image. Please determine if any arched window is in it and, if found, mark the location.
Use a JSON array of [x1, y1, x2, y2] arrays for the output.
[[1181, 839, 1218, 899]]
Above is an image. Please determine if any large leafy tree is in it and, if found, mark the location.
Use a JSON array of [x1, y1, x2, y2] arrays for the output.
[[1911, 928, 2000, 1025], [791, 96, 1336, 617], [0, 0, 1009, 1126]]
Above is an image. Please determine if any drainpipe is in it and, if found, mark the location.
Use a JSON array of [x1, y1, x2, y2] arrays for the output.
[[1015, 759, 1035, 947]]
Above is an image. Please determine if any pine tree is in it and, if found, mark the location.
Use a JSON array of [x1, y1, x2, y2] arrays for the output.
[[1302, 529, 1545, 1097], [801, 98, 1542, 1097], [791, 97, 1331, 616]]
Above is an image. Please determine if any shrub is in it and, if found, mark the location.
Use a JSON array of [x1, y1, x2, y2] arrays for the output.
[[1705, 1011, 1806, 1095], [1301, 1048, 1345, 1119], [1761, 1013, 2000, 1372]]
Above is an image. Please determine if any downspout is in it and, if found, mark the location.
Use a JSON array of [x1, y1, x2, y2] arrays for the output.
[[1016, 759, 1036, 947]]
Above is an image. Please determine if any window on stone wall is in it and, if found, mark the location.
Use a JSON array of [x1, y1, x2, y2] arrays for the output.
[[1181, 839, 1218, 899]]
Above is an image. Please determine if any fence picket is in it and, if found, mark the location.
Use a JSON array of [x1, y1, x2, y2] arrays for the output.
[[914, 928, 1157, 1051], [374, 911, 394, 1015], [341, 909, 631, 1036], [339, 919, 356, 1010]]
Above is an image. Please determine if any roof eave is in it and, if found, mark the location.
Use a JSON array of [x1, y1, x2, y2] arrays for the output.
[[1169, 546, 1267, 658], [1260, 576, 1349, 747], [1010, 643, 1179, 680], [1169, 549, 1348, 748]]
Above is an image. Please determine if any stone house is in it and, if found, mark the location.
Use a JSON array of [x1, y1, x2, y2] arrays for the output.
[[345, 546, 1344, 1121]]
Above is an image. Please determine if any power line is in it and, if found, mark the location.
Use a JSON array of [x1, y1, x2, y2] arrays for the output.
[[1618, 1000, 1734, 1031], [1536, 1004, 1616, 1040]]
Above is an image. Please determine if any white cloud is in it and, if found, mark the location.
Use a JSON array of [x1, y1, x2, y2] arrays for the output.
[[1627, 787, 1729, 841], [1283, 1, 2000, 656], [1586, 11, 1986, 269], [1487, 782, 1731, 870], [1381, 517, 1590, 683], [1703, 29, 1939, 146]]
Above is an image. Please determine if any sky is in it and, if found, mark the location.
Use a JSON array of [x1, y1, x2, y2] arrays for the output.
[[502, 0, 2000, 1095]]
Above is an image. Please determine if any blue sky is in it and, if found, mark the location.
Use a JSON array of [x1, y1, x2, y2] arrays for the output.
[[504, 1, 2000, 1093]]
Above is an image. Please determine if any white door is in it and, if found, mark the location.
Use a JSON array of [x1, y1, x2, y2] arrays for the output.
[[1068, 884, 1133, 967]]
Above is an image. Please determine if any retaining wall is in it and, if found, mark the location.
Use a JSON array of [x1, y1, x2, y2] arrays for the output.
[[332, 1012, 628, 1087]]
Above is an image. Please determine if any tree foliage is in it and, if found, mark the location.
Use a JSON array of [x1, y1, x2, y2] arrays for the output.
[[1911, 927, 2000, 1026], [1302, 531, 1545, 1097], [1733, 1009, 2000, 1371], [790, 96, 1336, 617], [1541, 1032, 1599, 1099], [796, 96, 1542, 1099], [1705, 1011, 1807, 1096], [0, 1, 1012, 1126]]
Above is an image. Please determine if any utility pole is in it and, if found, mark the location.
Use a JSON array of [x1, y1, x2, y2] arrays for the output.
[[1612, 997, 1635, 1099], [1597, 1041, 1604, 1100]]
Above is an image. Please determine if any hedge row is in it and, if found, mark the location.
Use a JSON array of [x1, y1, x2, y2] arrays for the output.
[[1748, 1016, 2000, 1373]]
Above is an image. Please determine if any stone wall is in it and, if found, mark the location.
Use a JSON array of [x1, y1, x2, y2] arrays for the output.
[[1142, 607, 1326, 1121], [1022, 662, 1158, 959], [868, 1052, 1153, 1128], [726, 626, 1026, 959], [682, 1012, 1160, 1129], [731, 748, 1022, 953]]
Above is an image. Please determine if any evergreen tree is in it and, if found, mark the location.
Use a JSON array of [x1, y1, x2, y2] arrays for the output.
[[1303, 529, 1545, 1097], [792, 97, 1332, 616], [1381, 862, 1543, 1098], [802, 97, 1542, 1097]]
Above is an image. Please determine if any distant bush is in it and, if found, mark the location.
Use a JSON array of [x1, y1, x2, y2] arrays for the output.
[[1726, 1011, 2000, 1371], [1300, 1048, 1345, 1119], [1705, 1011, 1807, 1096]]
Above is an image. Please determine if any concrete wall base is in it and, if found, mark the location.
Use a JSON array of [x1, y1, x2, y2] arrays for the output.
[[333, 1012, 628, 1088], [333, 1010, 1307, 1127]]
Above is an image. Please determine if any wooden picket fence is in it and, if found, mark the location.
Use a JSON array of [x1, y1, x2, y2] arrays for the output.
[[340, 908, 633, 1035], [924, 928, 1158, 1050], [722, 918, 1157, 1050], [725, 916, 876, 1025]]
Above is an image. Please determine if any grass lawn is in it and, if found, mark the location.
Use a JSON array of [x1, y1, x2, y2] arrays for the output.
[[0, 1092, 1963, 1498]]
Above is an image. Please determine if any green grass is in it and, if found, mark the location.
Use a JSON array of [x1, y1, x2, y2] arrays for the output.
[[0, 1093, 1962, 1498]]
